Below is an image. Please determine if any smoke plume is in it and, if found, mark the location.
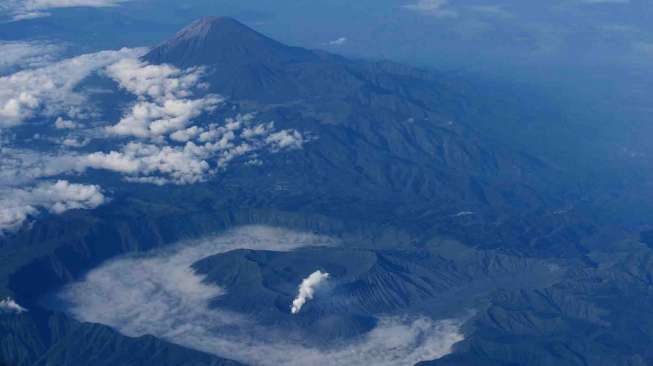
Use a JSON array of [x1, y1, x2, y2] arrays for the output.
[[0, 297, 27, 314], [291, 270, 330, 314]]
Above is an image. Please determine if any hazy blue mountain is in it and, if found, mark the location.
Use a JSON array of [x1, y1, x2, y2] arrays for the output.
[[142, 17, 598, 256]]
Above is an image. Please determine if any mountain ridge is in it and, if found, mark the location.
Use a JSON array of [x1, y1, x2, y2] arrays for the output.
[[140, 15, 580, 257], [145, 16, 317, 69]]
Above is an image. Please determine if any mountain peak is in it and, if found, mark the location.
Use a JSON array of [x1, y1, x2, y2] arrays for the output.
[[145, 16, 315, 68], [174, 16, 258, 43]]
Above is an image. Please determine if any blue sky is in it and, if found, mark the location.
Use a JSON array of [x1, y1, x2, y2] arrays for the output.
[[2, 0, 652, 72]]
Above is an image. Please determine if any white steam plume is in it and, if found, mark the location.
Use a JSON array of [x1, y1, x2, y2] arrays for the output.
[[291, 270, 329, 314], [0, 297, 27, 314]]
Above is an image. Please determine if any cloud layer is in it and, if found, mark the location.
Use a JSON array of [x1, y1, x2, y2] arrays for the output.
[[0, 47, 308, 188], [0, 47, 143, 127], [105, 58, 223, 139], [403, 0, 458, 18], [0, 41, 62, 75], [0, 36, 309, 230], [0, 180, 106, 232], [1, 0, 130, 21], [83, 113, 305, 185], [53, 226, 464, 366]]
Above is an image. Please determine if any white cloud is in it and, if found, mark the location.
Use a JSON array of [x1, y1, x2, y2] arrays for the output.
[[291, 270, 329, 314], [0, 180, 106, 232], [170, 126, 202, 142], [0, 205, 36, 233], [2, 0, 131, 21], [0, 47, 143, 127], [328, 37, 348, 46], [61, 136, 90, 148], [89, 114, 305, 185], [25, 0, 128, 9], [241, 122, 273, 139], [467, 5, 510, 17], [105, 58, 223, 139], [579, 0, 629, 3], [107, 97, 222, 138], [83, 142, 211, 185], [403, 0, 458, 18], [451, 211, 474, 217], [0, 54, 308, 186], [0, 41, 62, 75], [1, 116, 306, 186], [54, 116, 80, 129], [0, 147, 82, 186], [634, 42, 653, 57], [266, 130, 305, 151], [106, 58, 205, 101], [36, 180, 105, 213], [0, 297, 27, 314], [54, 226, 464, 366]]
